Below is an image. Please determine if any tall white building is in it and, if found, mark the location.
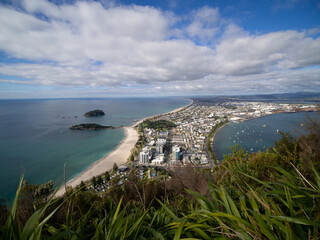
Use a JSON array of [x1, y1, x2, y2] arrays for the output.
[[156, 138, 166, 154], [139, 146, 151, 164], [139, 151, 149, 164], [172, 145, 180, 160], [142, 146, 152, 155]]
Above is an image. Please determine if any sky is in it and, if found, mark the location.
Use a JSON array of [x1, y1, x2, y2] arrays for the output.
[[0, 0, 319, 99]]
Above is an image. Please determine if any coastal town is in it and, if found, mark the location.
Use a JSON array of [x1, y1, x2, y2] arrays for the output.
[[134, 100, 316, 169], [56, 99, 317, 195]]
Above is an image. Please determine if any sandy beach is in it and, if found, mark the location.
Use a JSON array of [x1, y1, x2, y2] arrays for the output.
[[133, 100, 193, 127], [55, 126, 138, 197], [55, 101, 192, 197]]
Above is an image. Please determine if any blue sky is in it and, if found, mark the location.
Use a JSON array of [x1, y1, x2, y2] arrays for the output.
[[0, 0, 319, 99]]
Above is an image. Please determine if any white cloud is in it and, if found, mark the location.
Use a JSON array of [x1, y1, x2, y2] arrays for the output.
[[185, 6, 221, 42], [149, 67, 320, 95], [213, 30, 320, 75], [221, 23, 248, 40], [0, 1, 319, 97], [272, 0, 303, 11]]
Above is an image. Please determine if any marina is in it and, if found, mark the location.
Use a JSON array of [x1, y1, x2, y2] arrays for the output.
[[214, 111, 317, 160]]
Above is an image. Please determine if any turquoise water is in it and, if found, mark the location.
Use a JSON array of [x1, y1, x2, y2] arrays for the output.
[[214, 112, 318, 160], [0, 97, 191, 201]]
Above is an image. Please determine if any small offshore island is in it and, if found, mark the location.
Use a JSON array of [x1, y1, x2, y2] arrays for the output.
[[70, 123, 115, 130], [84, 109, 105, 117]]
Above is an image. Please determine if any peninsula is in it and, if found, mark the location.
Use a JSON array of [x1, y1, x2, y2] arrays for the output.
[[133, 100, 316, 167], [84, 109, 105, 117]]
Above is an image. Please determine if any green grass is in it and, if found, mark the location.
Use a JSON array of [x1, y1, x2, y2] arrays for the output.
[[1, 120, 320, 239], [2, 160, 319, 239]]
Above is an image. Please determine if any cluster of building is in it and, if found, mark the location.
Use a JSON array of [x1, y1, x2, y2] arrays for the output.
[[90, 165, 162, 193], [139, 138, 166, 165], [217, 102, 315, 122], [136, 101, 315, 168]]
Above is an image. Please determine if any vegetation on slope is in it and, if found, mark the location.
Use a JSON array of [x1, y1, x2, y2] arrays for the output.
[[141, 119, 176, 130], [1, 115, 320, 239]]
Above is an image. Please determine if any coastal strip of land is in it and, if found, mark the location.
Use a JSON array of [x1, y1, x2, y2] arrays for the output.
[[210, 121, 229, 161], [133, 100, 193, 127], [55, 101, 192, 197], [55, 127, 138, 197]]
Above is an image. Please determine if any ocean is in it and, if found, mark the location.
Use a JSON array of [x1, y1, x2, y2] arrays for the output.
[[214, 112, 318, 160], [0, 97, 191, 202]]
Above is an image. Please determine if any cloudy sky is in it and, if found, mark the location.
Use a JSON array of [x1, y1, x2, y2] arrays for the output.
[[0, 0, 319, 98]]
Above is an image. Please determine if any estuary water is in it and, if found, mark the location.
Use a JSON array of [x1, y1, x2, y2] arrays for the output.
[[0, 97, 191, 202], [214, 112, 318, 160]]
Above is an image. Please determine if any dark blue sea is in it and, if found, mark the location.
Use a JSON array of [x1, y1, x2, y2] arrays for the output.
[[0, 97, 191, 202], [214, 112, 318, 160]]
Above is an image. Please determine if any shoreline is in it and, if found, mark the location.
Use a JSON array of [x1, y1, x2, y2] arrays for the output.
[[212, 110, 318, 161], [55, 100, 192, 197], [55, 126, 138, 197], [211, 112, 297, 162], [132, 99, 193, 127], [211, 121, 229, 161]]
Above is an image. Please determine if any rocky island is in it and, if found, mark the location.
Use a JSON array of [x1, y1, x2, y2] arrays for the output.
[[70, 123, 115, 130], [84, 109, 105, 117]]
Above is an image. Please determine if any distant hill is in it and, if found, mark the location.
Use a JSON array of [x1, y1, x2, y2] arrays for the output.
[[191, 92, 320, 105], [232, 92, 320, 101]]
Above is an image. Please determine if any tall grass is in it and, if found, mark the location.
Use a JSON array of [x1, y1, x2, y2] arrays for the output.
[[2, 160, 320, 239], [162, 161, 320, 239], [1, 176, 68, 240]]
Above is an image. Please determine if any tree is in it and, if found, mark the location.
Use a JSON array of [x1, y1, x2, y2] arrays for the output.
[[142, 119, 176, 130], [104, 171, 110, 181], [79, 181, 86, 191], [91, 176, 97, 188], [273, 131, 298, 157], [34, 181, 54, 202], [113, 163, 119, 173], [20, 180, 38, 200], [97, 176, 103, 185]]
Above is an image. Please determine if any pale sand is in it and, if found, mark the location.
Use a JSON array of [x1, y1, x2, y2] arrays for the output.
[[133, 100, 193, 127], [55, 101, 192, 197], [55, 127, 138, 197]]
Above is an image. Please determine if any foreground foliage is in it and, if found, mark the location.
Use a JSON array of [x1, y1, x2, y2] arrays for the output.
[[1, 116, 320, 239]]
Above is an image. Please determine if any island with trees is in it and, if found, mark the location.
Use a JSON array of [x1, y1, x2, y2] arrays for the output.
[[84, 109, 105, 117], [69, 123, 115, 130]]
